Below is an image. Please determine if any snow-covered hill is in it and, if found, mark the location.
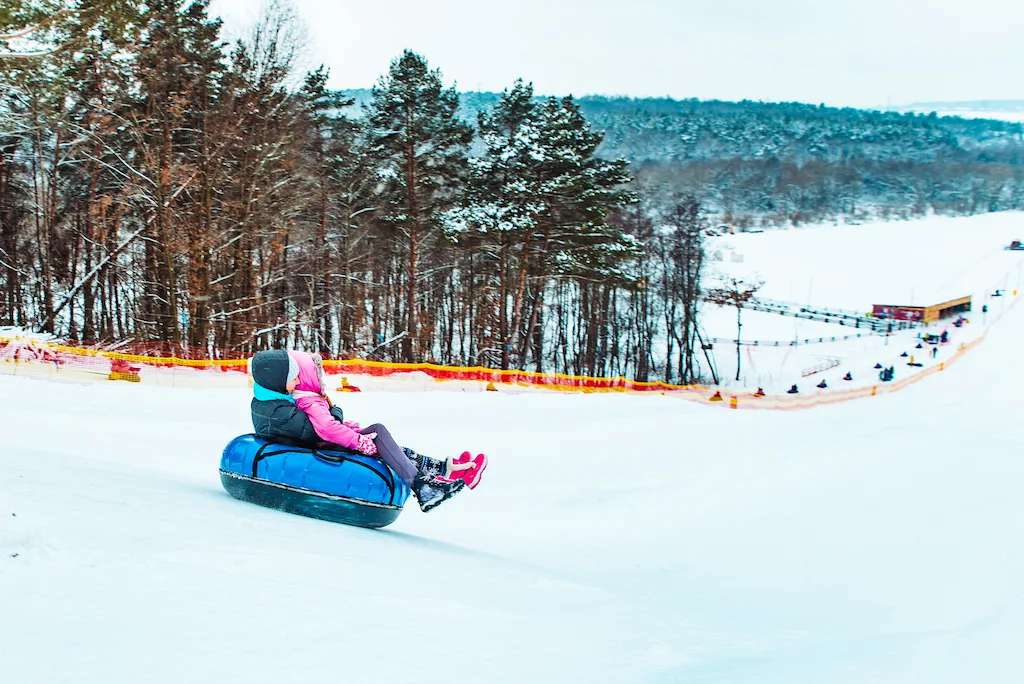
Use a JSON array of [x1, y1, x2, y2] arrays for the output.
[[3, 267, 1024, 682], [701, 211, 1024, 388]]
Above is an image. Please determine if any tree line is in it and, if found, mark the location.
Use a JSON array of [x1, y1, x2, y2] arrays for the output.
[[418, 91, 1024, 227], [0, 0, 708, 384]]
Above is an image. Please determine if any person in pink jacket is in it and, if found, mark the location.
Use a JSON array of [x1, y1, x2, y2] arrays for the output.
[[287, 350, 481, 513]]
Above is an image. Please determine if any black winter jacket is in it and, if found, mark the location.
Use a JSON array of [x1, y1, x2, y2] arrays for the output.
[[251, 398, 320, 446], [248, 348, 346, 447]]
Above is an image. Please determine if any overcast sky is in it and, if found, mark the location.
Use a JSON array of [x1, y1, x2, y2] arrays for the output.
[[207, 0, 1024, 109]]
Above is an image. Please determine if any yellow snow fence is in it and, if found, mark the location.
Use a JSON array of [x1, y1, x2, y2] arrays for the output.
[[0, 293, 1014, 411]]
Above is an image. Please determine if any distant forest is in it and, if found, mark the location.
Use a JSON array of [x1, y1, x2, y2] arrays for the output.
[[344, 89, 1024, 228]]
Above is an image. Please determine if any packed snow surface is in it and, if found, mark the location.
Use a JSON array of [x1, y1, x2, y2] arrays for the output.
[[3, 293, 1024, 682], [3, 214, 1023, 680]]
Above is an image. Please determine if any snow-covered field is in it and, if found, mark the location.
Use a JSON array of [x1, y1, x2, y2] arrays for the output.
[[709, 212, 1024, 310], [702, 212, 1024, 388], [3, 213, 1024, 683], [2, 279, 1024, 682]]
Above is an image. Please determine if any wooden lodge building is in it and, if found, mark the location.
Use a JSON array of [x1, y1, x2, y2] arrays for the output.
[[871, 296, 972, 323]]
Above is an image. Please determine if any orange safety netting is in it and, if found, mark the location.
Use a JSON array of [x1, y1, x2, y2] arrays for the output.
[[0, 296, 1007, 410]]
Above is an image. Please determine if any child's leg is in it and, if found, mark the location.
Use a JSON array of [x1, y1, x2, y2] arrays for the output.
[[402, 445, 475, 479], [401, 446, 427, 471], [362, 423, 419, 487]]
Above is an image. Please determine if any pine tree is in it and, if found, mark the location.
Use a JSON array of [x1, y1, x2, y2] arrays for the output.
[[366, 50, 473, 362], [454, 79, 543, 368], [463, 78, 542, 237], [320, 100, 377, 357], [297, 66, 355, 353], [456, 87, 638, 370], [524, 96, 638, 371]]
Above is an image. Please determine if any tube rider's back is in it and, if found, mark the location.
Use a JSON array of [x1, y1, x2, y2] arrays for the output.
[[249, 349, 319, 446]]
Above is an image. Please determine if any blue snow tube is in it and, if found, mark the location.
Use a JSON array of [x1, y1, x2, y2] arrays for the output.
[[219, 434, 411, 529]]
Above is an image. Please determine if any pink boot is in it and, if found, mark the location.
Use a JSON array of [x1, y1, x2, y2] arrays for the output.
[[447, 451, 487, 490]]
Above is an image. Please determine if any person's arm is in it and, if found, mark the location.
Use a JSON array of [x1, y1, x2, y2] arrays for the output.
[[301, 399, 363, 451]]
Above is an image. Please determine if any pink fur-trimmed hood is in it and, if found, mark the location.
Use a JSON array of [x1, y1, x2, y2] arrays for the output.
[[288, 350, 362, 451]]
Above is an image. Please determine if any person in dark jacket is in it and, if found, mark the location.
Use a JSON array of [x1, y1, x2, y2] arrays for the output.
[[248, 350, 320, 446]]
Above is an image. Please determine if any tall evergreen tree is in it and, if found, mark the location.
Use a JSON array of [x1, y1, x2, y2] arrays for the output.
[[297, 66, 357, 352], [454, 79, 543, 368], [366, 50, 472, 362], [523, 96, 638, 371], [456, 86, 637, 370]]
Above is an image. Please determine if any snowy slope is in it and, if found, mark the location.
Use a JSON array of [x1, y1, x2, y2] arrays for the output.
[[709, 212, 1024, 312], [701, 212, 1024, 388], [3, 293, 1024, 681]]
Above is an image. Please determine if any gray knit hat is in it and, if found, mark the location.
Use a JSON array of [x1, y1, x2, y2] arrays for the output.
[[251, 350, 299, 394]]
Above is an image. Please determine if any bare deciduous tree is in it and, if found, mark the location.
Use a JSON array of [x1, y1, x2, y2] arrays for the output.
[[705, 277, 763, 381]]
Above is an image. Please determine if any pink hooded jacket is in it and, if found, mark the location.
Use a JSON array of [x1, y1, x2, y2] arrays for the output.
[[288, 350, 363, 451]]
